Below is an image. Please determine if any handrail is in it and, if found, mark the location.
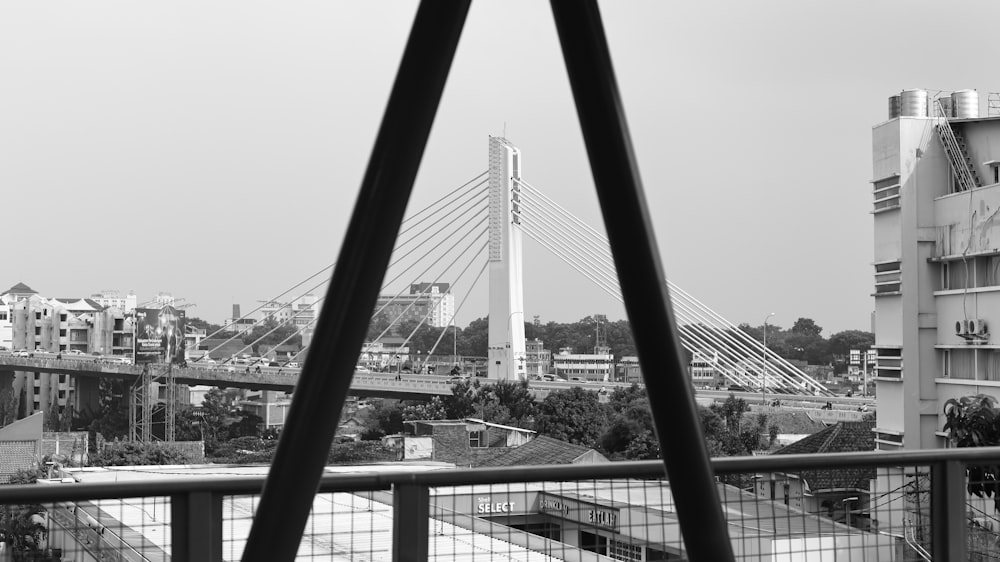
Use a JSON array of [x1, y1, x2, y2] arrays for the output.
[[903, 520, 933, 562], [3, 446, 1000, 504], [934, 98, 979, 192]]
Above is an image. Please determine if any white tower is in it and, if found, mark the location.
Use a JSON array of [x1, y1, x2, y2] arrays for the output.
[[487, 137, 527, 381]]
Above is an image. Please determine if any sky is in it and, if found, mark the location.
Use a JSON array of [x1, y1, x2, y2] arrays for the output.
[[2, 1, 997, 336]]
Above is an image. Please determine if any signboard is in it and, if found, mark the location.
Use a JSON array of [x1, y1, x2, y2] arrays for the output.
[[538, 492, 620, 531], [866, 349, 877, 366], [134, 306, 186, 364]]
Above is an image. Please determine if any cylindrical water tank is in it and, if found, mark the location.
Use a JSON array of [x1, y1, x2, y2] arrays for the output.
[[952, 89, 979, 119], [888, 95, 901, 119], [900, 89, 928, 117], [935, 96, 953, 118]]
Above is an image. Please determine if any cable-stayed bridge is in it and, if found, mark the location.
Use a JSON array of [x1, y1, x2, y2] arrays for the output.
[[0, 137, 835, 434], [190, 137, 830, 395]]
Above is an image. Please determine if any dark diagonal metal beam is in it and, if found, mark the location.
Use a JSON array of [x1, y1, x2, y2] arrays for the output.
[[549, 2, 735, 560], [241, 2, 471, 560]]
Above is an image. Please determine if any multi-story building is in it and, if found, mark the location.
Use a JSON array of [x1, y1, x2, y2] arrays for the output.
[[616, 356, 641, 384], [524, 338, 551, 378], [869, 88, 1000, 450], [90, 290, 137, 312], [552, 348, 614, 382], [0, 283, 139, 420], [690, 351, 721, 388], [869, 87, 1000, 534], [374, 283, 455, 329]]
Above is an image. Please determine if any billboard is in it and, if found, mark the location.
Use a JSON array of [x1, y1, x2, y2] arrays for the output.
[[134, 306, 186, 364]]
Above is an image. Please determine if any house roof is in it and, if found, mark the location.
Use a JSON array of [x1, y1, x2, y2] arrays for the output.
[[478, 436, 607, 467], [771, 421, 875, 492], [53, 298, 106, 311], [4, 282, 37, 295]]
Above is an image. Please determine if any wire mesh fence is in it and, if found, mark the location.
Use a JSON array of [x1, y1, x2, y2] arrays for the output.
[[5, 451, 1000, 560]]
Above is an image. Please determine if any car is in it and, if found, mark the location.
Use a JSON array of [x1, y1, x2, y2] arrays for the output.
[[13, 349, 29, 358], [284, 362, 301, 369], [66, 350, 85, 356], [355, 365, 371, 373]]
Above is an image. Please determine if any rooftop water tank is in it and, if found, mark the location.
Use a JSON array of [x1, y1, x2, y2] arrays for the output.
[[900, 89, 928, 117], [888, 95, 901, 119], [952, 89, 979, 118]]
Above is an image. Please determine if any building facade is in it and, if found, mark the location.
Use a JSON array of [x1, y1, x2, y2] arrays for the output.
[[552, 349, 614, 382], [374, 283, 455, 329], [870, 87, 1000, 535], [525, 338, 551, 378]]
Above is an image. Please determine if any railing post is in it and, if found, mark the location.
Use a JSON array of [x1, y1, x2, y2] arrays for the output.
[[393, 483, 429, 561], [172, 490, 223, 562], [932, 459, 966, 561]]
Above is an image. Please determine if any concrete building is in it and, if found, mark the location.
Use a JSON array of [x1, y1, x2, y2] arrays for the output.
[[690, 351, 722, 388], [870, 87, 1000, 536], [89, 290, 137, 312], [524, 338, 550, 378], [870, 89, 1000, 450], [374, 283, 455, 329], [552, 349, 614, 382], [616, 356, 642, 384]]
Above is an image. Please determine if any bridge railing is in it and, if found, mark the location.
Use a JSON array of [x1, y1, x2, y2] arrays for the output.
[[0, 447, 993, 561]]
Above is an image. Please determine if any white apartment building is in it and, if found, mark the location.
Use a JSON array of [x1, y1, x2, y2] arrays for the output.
[[375, 283, 455, 329], [90, 290, 137, 312], [552, 349, 614, 382], [870, 87, 1000, 534]]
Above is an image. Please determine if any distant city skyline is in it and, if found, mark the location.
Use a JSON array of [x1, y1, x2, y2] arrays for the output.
[[5, 2, 993, 336]]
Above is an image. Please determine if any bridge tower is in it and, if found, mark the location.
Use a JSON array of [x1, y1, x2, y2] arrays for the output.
[[487, 137, 527, 381]]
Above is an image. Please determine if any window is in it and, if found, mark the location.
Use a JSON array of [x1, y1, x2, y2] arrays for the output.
[[469, 430, 486, 448], [34, 327, 41, 336], [610, 540, 642, 561], [874, 261, 901, 295], [60, 314, 67, 322], [59, 329, 66, 337], [0, 312, 6, 320], [35, 312, 41, 320]]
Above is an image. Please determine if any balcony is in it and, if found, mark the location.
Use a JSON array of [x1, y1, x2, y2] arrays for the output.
[[0, 447, 993, 561]]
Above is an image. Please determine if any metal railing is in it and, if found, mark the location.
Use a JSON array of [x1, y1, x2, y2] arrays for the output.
[[2, 447, 998, 561]]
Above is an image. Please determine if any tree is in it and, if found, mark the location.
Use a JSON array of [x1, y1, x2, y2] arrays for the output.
[[360, 400, 405, 440], [0, 468, 48, 554], [200, 388, 237, 449], [45, 398, 61, 432], [242, 317, 301, 354], [791, 317, 823, 338], [186, 316, 224, 335], [88, 379, 130, 441], [827, 330, 875, 357], [483, 380, 536, 427], [402, 397, 448, 422], [228, 411, 264, 439], [440, 380, 480, 419], [536, 387, 607, 447], [92, 442, 195, 466]]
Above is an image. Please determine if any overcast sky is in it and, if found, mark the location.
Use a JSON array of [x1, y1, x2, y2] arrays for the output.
[[2, 1, 995, 335]]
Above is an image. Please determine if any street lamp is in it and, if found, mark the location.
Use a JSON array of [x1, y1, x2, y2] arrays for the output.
[[763, 312, 775, 406]]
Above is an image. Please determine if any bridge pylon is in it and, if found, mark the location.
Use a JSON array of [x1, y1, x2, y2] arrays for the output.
[[487, 137, 527, 381]]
